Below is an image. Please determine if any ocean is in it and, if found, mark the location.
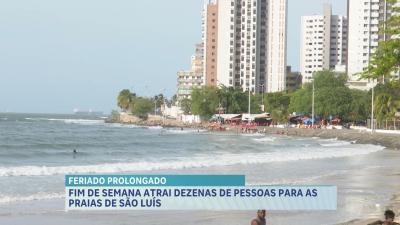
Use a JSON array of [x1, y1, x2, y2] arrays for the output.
[[0, 113, 399, 225]]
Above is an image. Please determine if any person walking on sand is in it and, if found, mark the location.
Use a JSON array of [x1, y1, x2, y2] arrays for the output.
[[368, 210, 400, 225], [251, 210, 266, 225]]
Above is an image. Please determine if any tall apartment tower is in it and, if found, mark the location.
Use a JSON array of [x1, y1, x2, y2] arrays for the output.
[[300, 4, 348, 83], [347, 0, 394, 89], [203, 0, 219, 86], [217, 0, 287, 93]]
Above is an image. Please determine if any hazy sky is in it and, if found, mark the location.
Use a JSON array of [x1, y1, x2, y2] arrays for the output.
[[0, 0, 346, 113]]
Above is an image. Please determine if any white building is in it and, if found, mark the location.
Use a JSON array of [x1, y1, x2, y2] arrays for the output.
[[347, 0, 395, 90], [217, 0, 287, 93], [176, 44, 204, 100], [300, 4, 348, 83], [176, 70, 203, 100]]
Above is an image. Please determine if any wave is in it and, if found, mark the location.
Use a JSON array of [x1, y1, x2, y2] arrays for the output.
[[319, 141, 351, 147], [318, 139, 352, 147], [147, 126, 163, 130], [241, 133, 264, 137], [0, 192, 63, 204], [0, 144, 384, 177], [50, 119, 104, 125], [105, 123, 144, 129], [165, 129, 206, 134], [25, 118, 104, 125], [253, 137, 276, 143]]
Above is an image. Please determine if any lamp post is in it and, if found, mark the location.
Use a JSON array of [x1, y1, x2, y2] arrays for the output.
[[154, 100, 157, 116], [248, 79, 251, 125], [260, 84, 265, 112], [311, 79, 315, 128], [370, 81, 376, 133]]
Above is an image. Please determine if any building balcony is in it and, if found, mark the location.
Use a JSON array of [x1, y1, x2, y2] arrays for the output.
[[178, 78, 203, 83]]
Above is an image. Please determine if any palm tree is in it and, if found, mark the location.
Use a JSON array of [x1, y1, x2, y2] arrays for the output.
[[117, 89, 135, 112], [374, 93, 398, 129]]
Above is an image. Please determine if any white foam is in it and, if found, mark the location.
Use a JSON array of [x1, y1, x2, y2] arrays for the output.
[[0, 144, 384, 177], [241, 133, 264, 137], [25, 118, 104, 125], [106, 123, 143, 129], [147, 126, 163, 130], [319, 141, 351, 147], [0, 192, 63, 204], [51, 119, 104, 125], [253, 137, 276, 143]]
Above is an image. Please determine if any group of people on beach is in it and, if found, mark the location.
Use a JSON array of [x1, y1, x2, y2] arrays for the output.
[[250, 209, 399, 225]]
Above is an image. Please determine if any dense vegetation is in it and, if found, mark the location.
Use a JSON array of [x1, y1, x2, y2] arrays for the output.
[[117, 90, 165, 119], [188, 71, 371, 123]]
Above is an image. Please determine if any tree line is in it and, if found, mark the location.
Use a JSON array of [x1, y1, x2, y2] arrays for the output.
[[117, 90, 169, 119]]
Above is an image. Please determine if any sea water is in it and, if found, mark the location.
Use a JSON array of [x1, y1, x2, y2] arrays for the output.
[[0, 113, 400, 225]]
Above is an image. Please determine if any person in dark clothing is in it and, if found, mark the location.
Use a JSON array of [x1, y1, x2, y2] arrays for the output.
[[368, 210, 400, 225], [251, 210, 266, 225]]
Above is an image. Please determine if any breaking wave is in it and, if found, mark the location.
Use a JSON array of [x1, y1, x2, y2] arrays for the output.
[[0, 144, 384, 177]]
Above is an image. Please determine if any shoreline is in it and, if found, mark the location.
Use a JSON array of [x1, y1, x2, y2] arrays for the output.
[[257, 126, 400, 150], [110, 117, 400, 150]]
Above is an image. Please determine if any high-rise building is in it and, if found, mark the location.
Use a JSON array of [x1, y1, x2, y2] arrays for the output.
[[300, 4, 348, 83], [176, 44, 204, 100], [286, 66, 302, 92], [347, 0, 395, 89], [217, 0, 287, 93], [203, 0, 219, 86]]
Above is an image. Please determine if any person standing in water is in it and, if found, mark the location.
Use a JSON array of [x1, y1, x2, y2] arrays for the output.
[[251, 210, 266, 225]]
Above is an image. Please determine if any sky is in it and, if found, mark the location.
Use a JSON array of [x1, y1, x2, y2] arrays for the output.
[[0, 0, 346, 114]]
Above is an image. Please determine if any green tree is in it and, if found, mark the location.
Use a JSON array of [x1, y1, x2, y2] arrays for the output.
[[220, 86, 248, 114], [288, 87, 312, 114], [262, 92, 291, 114], [348, 89, 370, 123], [180, 98, 192, 114], [361, 1, 400, 81], [289, 71, 354, 120], [153, 94, 165, 108], [271, 109, 288, 124], [131, 97, 153, 119], [191, 86, 220, 118], [315, 86, 352, 119], [117, 89, 136, 112], [374, 93, 398, 129], [191, 86, 260, 118]]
